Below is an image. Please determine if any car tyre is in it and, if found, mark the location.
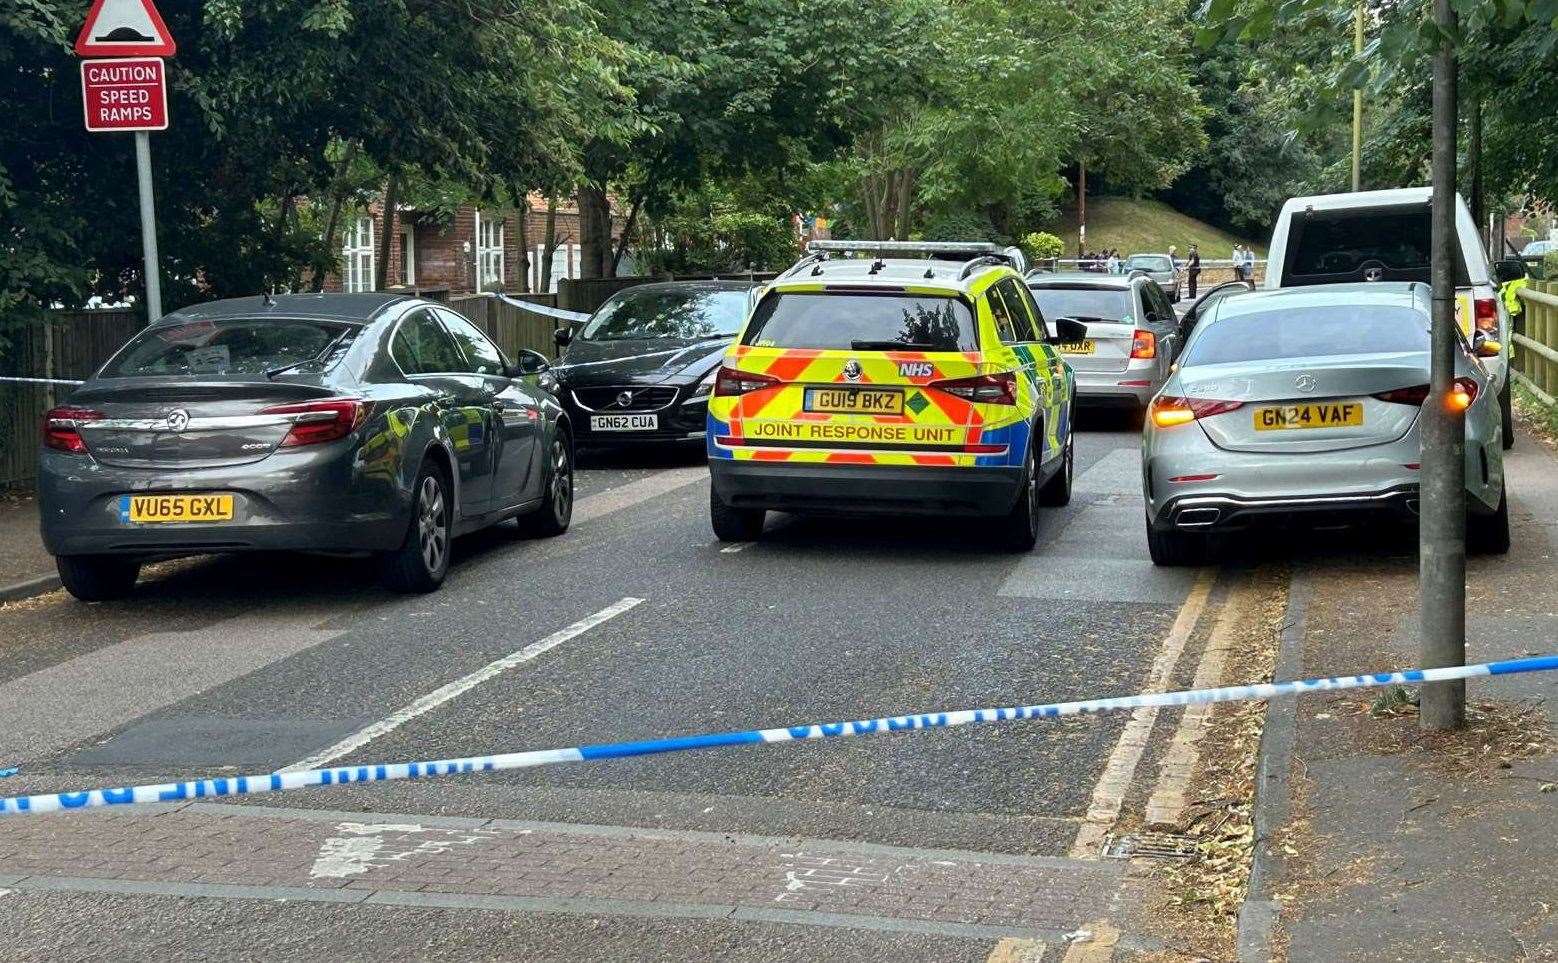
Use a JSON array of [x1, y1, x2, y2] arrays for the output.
[[1467, 487, 1511, 556], [56, 554, 140, 602], [1145, 513, 1207, 566], [1499, 379, 1515, 450], [710, 486, 764, 541], [379, 461, 452, 594], [999, 442, 1041, 552], [518, 431, 574, 537], [1038, 425, 1073, 507]]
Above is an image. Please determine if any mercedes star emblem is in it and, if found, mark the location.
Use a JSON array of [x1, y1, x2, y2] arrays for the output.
[[842, 359, 862, 381], [1294, 374, 1317, 393], [166, 408, 190, 432]]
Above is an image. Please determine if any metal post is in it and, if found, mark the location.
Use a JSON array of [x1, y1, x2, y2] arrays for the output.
[[1077, 158, 1087, 257], [1351, 1, 1364, 192], [1420, 0, 1465, 731], [133, 131, 162, 323]]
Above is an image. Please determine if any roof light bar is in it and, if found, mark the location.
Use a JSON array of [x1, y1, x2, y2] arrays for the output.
[[805, 240, 1001, 256]]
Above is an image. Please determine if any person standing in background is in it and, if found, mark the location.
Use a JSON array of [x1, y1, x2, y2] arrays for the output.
[[1186, 243, 1201, 300], [1105, 249, 1121, 275]]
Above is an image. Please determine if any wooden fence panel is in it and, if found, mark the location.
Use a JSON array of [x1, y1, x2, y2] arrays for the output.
[[1, 309, 141, 491], [446, 294, 561, 360]]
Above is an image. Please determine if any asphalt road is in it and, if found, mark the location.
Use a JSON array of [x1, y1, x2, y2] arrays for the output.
[[0, 412, 1202, 960]]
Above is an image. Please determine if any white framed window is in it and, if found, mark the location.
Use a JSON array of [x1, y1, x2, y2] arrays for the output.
[[398, 225, 416, 287], [530, 243, 583, 293], [476, 213, 505, 288], [343, 216, 375, 293]]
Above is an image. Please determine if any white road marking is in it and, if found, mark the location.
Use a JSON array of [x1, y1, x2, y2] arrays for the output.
[[310, 821, 493, 879], [285, 597, 645, 771], [0, 609, 347, 762], [1067, 571, 1215, 858], [719, 542, 751, 553], [573, 466, 707, 525], [1070, 448, 1140, 495]]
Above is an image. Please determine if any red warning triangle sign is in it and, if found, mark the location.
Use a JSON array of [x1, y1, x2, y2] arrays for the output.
[[75, 0, 177, 58]]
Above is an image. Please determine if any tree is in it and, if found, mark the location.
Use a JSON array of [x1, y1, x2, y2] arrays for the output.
[[2, 0, 631, 324]]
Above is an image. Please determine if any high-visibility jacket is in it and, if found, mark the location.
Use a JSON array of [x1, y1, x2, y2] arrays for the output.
[[1502, 276, 1528, 317]]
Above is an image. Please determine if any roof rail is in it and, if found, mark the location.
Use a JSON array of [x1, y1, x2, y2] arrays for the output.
[[958, 255, 1006, 280], [778, 250, 829, 279]]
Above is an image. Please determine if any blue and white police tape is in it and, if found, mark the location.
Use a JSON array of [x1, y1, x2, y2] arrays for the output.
[[3, 654, 1555, 817]]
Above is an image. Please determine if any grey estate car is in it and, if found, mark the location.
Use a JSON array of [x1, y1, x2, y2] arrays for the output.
[[39, 293, 575, 601]]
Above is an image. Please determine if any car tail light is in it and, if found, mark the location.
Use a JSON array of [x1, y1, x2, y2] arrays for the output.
[[1148, 395, 1243, 428], [1373, 378, 1478, 410], [1130, 329, 1157, 360], [929, 372, 1017, 405], [1473, 297, 1497, 334], [42, 407, 104, 453], [260, 398, 367, 447], [713, 365, 781, 397]]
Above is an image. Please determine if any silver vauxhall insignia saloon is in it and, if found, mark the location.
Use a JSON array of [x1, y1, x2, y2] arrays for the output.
[[1141, 283, 1509, 565], [39, 294, 575, 600]]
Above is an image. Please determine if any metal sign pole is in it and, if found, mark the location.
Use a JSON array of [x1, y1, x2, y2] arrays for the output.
[[134, 130, 162, 323]]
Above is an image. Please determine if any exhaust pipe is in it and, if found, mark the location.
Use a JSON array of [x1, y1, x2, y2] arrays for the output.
[[1175, 506, 1221, 528]]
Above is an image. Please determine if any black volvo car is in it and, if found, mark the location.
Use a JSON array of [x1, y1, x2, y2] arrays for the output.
[[39, 293, 574, 601], [554, 281, 757, 448]]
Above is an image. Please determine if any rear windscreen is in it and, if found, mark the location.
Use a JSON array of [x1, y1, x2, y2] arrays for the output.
[[742, 293, 978, 351], [1028, 287, 1133, 324], [581, 289, 750, 341], [1284, 209, 1469, 285], [103, 318, 352, 377], [1127, 256, 1171, 272], [1182, 306, 1429, 366]]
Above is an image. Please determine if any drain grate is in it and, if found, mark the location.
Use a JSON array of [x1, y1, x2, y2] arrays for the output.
[[1102, 831, 1200, 861]]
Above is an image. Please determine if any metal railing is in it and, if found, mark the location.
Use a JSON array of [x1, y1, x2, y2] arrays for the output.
[[1514, 280, 1558, 407]]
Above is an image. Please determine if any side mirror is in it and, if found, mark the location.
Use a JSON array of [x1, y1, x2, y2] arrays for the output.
[[513, 348, 551, 376], [553, 326, 575, 347], [1494, 257, 1528, 284], [1049, 317, 1088, 344]]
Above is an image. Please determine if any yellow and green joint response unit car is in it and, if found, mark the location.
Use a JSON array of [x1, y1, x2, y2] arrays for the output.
[[706, 241, 1080, 550]]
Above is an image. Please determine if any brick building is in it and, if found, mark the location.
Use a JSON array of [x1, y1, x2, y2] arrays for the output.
[[326, 195, 627, 296]]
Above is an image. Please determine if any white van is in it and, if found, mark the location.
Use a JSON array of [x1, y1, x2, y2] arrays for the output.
[[1264, 187, 1525, 448]]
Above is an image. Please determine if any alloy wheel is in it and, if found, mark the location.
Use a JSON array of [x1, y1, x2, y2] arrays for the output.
[[417, 474, 448, 575], [550, 439, 573, 524]]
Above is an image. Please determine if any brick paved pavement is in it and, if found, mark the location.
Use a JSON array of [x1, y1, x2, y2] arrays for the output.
[[0, 802, 1127, 940]]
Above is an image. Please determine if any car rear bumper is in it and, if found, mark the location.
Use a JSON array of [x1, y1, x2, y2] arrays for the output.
[[1151, 485, 1421, 532], [38, 446, 407, 558], [1073, 373, 1156, 408], [709, 459, 1024, 516]]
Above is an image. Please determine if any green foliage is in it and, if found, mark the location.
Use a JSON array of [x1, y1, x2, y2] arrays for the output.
[[921, 210, 1001, 244], [634, 191, 798, 275], [1195, 0, 1558, 211], [1022, 232, 1066, 261], [1, 0, 631, 325]]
